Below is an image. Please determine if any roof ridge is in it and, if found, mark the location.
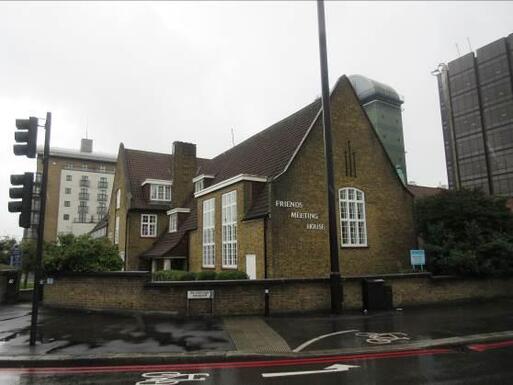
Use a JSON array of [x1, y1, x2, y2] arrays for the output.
[[209, 97, 321, 164], [124, 148, 172, 157]]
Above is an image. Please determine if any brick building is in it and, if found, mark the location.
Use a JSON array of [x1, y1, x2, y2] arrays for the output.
[[108, 75, 417, 277]]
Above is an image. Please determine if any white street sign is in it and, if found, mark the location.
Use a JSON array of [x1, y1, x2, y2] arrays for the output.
[[262, 363, 359, 378]]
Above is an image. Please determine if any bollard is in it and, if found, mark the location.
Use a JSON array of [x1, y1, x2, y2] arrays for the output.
[[264, 288, 270, 317]]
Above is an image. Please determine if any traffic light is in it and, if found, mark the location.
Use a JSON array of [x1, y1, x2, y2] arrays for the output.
[[8, 172, 34, 228], [14, 117, 38, 158]]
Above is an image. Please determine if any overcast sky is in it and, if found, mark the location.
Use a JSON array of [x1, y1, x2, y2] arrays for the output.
[[1, 1, 512, 238]]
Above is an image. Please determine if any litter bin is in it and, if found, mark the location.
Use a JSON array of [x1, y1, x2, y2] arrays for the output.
[[4, 270, 20, 304], [362, 278, 393, 311]]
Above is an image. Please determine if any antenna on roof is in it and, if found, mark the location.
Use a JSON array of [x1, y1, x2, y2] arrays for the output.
[[455, 42, 461, 57], [466, 37, 473, 53], [230, 128, 235, 147]]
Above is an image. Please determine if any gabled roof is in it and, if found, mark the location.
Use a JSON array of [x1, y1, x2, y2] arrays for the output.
[[198, 98, 322, 186], [124, 148, 173, 210]]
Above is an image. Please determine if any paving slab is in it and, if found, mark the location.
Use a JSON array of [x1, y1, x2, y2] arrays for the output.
[[223, 317, 291, 353]]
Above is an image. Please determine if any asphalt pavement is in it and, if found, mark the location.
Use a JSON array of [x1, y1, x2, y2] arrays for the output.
[[0, 342, 512, 384], [0, 303, 234, 356], [267, 298, 513, 352], [0, 299, 512, 361]]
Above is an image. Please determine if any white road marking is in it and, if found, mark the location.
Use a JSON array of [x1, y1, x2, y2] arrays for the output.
[[292, 329, 359, 352], [355, 332, 410, 345], [262, 363, 359, 378], [136, 371, 209, 385]]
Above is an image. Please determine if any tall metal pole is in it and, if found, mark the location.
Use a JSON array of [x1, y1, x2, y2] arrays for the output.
[[316, 0, 342, 314], [29, 112, 51, 346]]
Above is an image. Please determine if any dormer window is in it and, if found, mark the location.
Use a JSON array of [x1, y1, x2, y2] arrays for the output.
[[169, 213, 177, 232], [141, 179, 173, 202], [192, 174, 214, 194], [194, 180, 204, 193], [150, 184, 171, 201]]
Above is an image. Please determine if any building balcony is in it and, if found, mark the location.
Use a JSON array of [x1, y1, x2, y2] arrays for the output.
[[78, 193, 90, 200], [98, 182, 108, 189], [79, 179, 90, 187], [97, 194, 108, 202]]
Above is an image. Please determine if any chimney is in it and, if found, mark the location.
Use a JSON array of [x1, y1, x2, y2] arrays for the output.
[[172, 141, 197, 207], [80, 138, 93, 153]]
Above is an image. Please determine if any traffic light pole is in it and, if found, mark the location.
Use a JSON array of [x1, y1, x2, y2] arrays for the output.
[[316, 0, 343, 314], [29, 112, 51, 346]]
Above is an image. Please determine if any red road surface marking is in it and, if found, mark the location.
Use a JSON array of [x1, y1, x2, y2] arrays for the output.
[[0, 348, 452, 374], [468, 339, 513, 352]]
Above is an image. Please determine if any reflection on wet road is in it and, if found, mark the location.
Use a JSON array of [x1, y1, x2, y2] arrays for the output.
[[1, 345, 512, 385]]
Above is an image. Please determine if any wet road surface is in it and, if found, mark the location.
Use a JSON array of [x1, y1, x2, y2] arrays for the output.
[[0, 304, 234, 355], [267, 298, 513, 351], [0, 343, 512, 384]]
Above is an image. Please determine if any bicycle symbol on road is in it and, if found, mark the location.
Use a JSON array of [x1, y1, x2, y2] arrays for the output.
[[355, 332, 410, 345], [136, 372, 210, 385]]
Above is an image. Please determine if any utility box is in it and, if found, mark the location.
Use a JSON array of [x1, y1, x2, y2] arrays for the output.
[[362, 278, 393, 311]]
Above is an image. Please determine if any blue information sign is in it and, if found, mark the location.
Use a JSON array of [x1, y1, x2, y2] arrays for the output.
[[10, 247, 22, 269], [410, 249, 425, 270]]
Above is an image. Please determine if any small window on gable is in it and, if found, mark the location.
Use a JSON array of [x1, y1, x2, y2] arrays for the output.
[[150, 184, 171, 201], [169, 213, 177, 233]]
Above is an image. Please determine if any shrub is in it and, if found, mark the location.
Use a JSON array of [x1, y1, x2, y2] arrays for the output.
[[416, 188, 513, 277], [216, 270, 249, 280], [196, 271, 217, 280], [43, 234, 122, 273], [153, 270, 196, 281]]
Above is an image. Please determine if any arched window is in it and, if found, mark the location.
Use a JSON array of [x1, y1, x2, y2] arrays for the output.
[[339, 187, 367, 247]]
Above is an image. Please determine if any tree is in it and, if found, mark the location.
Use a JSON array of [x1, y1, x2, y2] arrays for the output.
[[415, 188, 513, 277], [44, 234, 122, 273], [0, 236, 17, 266]]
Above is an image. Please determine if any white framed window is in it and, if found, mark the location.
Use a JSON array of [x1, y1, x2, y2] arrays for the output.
[[339, 187, 367, 247], [222, 191, 237, 268], [150, 184, 171, 201], [116, 188, 121, 209], [114, 215, 120, 245], [141, 214, 157, 237], [202, 198, 215, 267], [194, 180, 204, 193], [169, 213, 177, 233]]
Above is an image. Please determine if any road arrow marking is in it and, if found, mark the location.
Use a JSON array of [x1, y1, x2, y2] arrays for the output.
[[293, 329, 359, 352], [262, 363, 359, 378]]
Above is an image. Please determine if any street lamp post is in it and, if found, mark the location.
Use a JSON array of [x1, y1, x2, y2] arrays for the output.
[[316, 0, 343, 314]]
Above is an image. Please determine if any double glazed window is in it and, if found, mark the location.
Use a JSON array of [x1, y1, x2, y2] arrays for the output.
[[141, 214, 157, 237], [339, 188, 367, 247], [202, 198, 215, 267], [150, 184, 171, 201], [222, 191, 237, 267]]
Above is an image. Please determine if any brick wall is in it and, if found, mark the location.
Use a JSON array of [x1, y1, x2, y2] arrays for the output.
[[269, 77, 416, 278], [189, 182, 266, 278], [43, 272, 513, 315]]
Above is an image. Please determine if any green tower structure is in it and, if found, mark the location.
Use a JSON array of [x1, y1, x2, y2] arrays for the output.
[[349, 74, 407, 183]]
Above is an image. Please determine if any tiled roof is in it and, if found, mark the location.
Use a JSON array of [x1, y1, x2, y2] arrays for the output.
[[407, 184, 446, 199], [199, 98, 322, 185], [244, 186, 269, 220], [125, 148, 173, 210]]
